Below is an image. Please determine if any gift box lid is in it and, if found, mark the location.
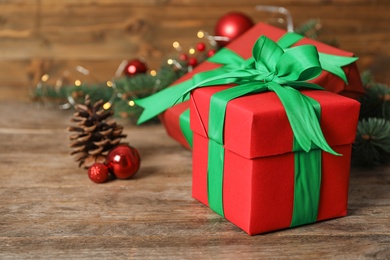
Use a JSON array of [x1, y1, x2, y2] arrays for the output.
[[190, 86, 360, 159]]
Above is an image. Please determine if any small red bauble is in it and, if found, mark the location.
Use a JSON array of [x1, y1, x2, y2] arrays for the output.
[[196, 42, 206, 52], [179, 53, 189, 61], [107, 144, 141, 179], [188, 57, 198, 67], [123, 59, 147, 77], [88, 163, 109, 183], [214, 12, 254, 47], [207, 49, 217, 57]]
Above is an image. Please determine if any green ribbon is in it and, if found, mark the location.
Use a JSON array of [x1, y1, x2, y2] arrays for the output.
[[277, 33, 357, 84], [291, 149, 322, 226], [290, 100, 322, 227], [139, 36, 338, 155], [136, 32, 357, 125], [159, 32, 357, 150], [179, 108, 193, 148], [135, 33, 357, 227]]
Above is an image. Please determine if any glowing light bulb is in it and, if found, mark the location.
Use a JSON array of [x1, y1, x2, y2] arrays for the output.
[[150, 70, 157, 76], [74, 80, 81, 86], [172, 41, 181, 50], [106, 80, 113, 87], [189, 48, 195, 55], [197, 31, 205, 39], [128, 100, 135, 107], [103, 102, 111, 110], [41, 74, 49, 82]]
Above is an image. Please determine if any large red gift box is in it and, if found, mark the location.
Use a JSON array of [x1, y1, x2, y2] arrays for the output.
[[159, 22, 363, 149], [190, 85, 360, 235]]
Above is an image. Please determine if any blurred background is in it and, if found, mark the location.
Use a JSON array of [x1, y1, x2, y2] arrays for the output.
[[0, 0, 389, 100]]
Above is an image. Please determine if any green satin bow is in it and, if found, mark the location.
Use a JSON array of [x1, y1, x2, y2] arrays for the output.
[[136, 33, 357, 126], [137, 35, 341, 155]]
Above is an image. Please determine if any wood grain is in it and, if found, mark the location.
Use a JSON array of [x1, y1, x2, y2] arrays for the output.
[[0, 0, 389, 92], [0, 99, 389, 259]]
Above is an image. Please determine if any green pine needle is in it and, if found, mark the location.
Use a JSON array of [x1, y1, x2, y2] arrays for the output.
[[359, 82, 390, 120], [353, 118, 390, 166], [295, 19, 321, 39]]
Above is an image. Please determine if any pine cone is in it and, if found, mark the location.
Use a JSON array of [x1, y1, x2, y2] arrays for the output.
[[68, 95, 127, 169]]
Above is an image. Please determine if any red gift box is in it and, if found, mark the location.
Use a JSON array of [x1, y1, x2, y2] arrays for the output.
[[190, 86, 360, 235], [159, 22, 363, 149]]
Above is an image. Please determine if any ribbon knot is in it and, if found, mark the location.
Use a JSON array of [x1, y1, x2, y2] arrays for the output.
[[264, 71, 276, 83]]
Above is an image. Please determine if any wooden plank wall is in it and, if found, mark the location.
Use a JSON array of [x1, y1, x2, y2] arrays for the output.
[[0, 0, 389, 98]]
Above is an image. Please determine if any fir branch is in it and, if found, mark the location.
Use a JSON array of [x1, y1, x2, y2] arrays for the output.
[[353, 118, 390, 166], [32, 63, 187, 122], [359, 82, 390, 120], [295, 19, 322, 39]]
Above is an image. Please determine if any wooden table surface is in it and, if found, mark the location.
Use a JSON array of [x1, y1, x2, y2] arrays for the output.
[[0, 99, 389, 259]]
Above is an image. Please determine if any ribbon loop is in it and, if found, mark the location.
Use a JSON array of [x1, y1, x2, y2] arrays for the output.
[[253, 36, 284, 72], [276, 45, 322, 82]]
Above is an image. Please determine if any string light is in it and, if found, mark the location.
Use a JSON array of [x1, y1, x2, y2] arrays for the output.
[[189, 48, 196, 55], [41, 74, 49, 82], [76, 65, 90, 76], [172, 41, 182, 51], [106, 80, 113, 87], [115, 60, 128, 78], [103, 102, 111, 110], [74, 80, 81, 86], [128, 100, 135, 107], [196, 30, 229, 46], [167, 59, 182, 69], [59, 95, 76, 110], [150, 70, 157, 76]]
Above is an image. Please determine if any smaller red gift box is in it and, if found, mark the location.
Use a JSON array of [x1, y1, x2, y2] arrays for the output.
[[158, 22, 363, 149], [158, 101, 192, 150], [190, 86, 360, 235]]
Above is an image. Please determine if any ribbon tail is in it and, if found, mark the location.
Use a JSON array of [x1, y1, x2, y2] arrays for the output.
[[319, 53, 358, 84], [268, 82, 340, 155], [135, 81, 194, 124]]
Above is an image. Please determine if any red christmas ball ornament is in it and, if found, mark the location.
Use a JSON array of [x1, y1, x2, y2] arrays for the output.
[[196, 42, 206, 52], [188, 57, 198, 67], [214, 12, 254, 47], [107, 144, 141, 179], [179, 53, 189, 61], [88, 163, 110, 183], [123, 59, 147, 77], [207, 49, 217, 57]]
